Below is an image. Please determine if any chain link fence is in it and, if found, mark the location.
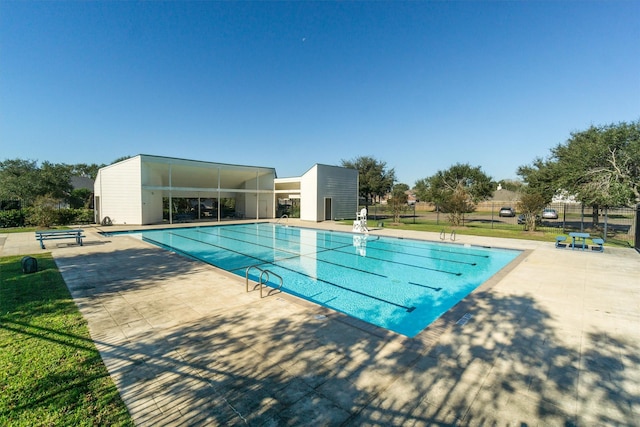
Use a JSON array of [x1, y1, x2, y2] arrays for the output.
[[471, 202, 636, 245], [362, 202, 637, 247]]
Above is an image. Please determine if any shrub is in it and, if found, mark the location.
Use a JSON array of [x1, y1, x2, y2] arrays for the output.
[[25, 196, 58, 228], [74, 208, 94, 224], [56, 208, 77, 225], [0, 209, 26, 228]]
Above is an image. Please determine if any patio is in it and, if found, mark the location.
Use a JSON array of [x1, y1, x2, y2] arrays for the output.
[[1, 222, 638, 425]]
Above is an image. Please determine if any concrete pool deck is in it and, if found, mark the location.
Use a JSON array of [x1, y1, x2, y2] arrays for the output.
[[1, 221, 639, 426]]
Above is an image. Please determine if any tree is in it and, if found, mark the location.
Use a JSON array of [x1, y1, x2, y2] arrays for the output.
[[0, 159, 82, 208], [414, 163, 493, 226], [0, 159, 40, 202], [517, 191, 546, 231], [516, 157, 562, 205], [111, 156, 133, 164], [389, 183, 409, 223], [70, 163, 104, 179], [69, 188, 93, 209], [38, 161, 73, 201], [340, 156, 396, 208], [518, 120, 640, 230], [552, 121, 640, 207]]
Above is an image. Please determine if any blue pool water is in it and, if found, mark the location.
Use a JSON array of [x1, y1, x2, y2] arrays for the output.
[[116, 223, 521, 337]]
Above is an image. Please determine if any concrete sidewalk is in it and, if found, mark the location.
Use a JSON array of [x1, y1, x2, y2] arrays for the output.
[[2, 223, 639, 426]]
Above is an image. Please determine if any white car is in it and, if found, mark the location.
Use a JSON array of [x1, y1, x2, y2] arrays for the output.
[[498, 207, 515, 217], [542, 208, 558, 219]]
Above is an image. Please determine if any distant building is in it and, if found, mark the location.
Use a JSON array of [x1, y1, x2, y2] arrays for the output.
[[70, 176, 95, 191]]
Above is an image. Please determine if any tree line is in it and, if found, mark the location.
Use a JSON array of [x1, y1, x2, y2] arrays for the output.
[[0, 159, 106, 227], [1, 120, 638, 230], [343, 119, 639, 230]]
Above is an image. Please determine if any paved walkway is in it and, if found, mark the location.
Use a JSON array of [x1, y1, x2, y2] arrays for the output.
[[2, 222, 639, 426]]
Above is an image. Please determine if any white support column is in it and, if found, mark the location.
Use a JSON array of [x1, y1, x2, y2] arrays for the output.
[[256, 172, 260, 220], [217, 167, 221, 222], [169, 163, 173, 224]]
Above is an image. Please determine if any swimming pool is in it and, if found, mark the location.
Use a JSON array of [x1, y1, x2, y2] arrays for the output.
[[116, 223, 521, 337]]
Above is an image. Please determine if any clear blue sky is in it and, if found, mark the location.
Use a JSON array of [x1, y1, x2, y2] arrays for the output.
[[1, 1, 638, 185]]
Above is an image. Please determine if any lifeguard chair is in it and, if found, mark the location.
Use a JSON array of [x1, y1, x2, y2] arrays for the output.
[[353, 208, 369, 233]]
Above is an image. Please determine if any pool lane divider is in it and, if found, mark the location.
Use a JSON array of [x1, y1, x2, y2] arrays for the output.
[[161, 231, 417, 312]]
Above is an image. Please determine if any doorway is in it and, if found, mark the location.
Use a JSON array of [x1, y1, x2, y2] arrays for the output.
[[324, 198, 332, 221]]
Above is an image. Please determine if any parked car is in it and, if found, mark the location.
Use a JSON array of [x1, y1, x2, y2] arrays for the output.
[[542, 208, 558, 219], [498, 207, 515, 217]]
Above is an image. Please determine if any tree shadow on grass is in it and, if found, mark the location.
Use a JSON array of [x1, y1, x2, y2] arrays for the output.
[[18, 241, 640, 426]]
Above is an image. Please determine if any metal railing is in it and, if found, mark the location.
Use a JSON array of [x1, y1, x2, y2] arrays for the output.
[[275, 214, 288, 225], [245, 265, 283, 298], [440, 229, 456, 241]]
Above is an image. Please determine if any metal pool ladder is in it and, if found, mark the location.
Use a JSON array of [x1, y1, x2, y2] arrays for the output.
[[275, 214, 289, 224], [245, 266, 283, 298], [440, 229, 456, 241]]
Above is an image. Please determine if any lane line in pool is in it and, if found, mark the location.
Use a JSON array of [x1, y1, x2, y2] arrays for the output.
[[159, 231, 417, 312], [216, 225, 349, 252], [259, 224, 490, 259], [160, 233, 268, 267], [166, 231, 395, 296], [195, 229, 389, 278], [196, 228, 462, 277], [363, 236, 491, 259], [238, 262, 417, 313], [335, 248, 463, 276], [408, 281, 443, 291], [333, 245, 474, 268], [252, 224, 483, 265]]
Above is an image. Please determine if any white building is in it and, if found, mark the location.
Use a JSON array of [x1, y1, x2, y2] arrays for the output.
[[275, 164, 359, 222], [94, 155, 358, 225]]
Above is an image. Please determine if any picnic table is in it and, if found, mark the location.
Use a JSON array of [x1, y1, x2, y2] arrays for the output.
[[35, 229, 85, 249], [569, 232, 590, 251]]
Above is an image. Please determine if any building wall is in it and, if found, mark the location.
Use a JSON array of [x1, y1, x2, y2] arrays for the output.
[[95, 157, 143, 225], [298, 164, 358, 221], [300, 166, 319, 221], [95, 155, 357, 225], [141, 189, 164, 224], [316, 164, 358, 220]]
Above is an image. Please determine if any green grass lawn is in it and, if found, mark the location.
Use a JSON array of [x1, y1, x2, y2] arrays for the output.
[[0, 254, 133, 426], [344, 217, 633, 248], [1, 227, 38, 234]]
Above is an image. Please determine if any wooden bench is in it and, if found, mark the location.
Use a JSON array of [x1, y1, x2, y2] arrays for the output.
[[35, 229, 85, 249]]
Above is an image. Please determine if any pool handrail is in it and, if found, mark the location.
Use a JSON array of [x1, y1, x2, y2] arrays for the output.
[[439, 230, 456, 241], [275, 214, 289, 224], [245, 265, 284, 298]]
